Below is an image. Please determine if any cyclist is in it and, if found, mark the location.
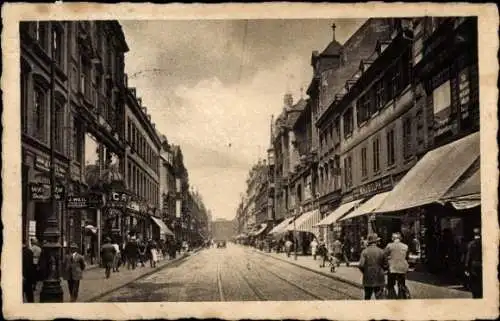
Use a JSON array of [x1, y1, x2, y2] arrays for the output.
[[383, 232, 411, 299]]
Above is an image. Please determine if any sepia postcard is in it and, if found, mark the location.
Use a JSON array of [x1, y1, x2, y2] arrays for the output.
[[1, 2, 499, 320]]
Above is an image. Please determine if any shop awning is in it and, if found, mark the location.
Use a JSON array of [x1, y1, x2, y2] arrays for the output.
[[285, 210, 321, 236], [268, 217, 295, 235], [377, 132, 479, 213], [340, 192, 391, 221], [251, 223, 268, 236], [442, 168, 480, 210], [150, 216, 175, 236], [314, 199, 364, 226], [444, 169, 480, 200]]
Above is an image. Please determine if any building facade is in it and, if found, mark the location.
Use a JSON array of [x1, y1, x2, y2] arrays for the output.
[[20, 20, 130, 264], [124, 87, 162, 240]]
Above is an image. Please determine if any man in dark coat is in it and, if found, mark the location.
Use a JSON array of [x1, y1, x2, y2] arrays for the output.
[[358, 233, 386, 300], [22, 241, 36, 302], [101, 237, 116, 279], [465, 228, 482, 298], [62, 243, 86, 302]]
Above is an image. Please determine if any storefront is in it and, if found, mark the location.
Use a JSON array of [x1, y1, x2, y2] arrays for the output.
[[315, 198, 364, 255], [22, 151, 67, 246], [375, 132, 480, 276], [150, 215, 175, 240]]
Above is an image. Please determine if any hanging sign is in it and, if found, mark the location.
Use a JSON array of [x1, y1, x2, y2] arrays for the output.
[[66, 193, 104, 209]]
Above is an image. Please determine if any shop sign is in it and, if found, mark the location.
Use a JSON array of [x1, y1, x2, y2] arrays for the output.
[[353, 176, 393, 199], [107, 191, 129, 208], [35, 155, 51, 172], [106, 208, 122, 220], [67, 196, 89, 209], [30, 183, 64, 201], [35, 155, 67, 178], [29, 220, 36, 237]]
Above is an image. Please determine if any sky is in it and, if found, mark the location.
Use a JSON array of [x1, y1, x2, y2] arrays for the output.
[[120, 19, 366, 221]]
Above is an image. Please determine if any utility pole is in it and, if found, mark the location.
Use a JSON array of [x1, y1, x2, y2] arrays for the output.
[[40, 24, 63, 302]]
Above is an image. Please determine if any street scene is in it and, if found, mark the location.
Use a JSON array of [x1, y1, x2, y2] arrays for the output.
[[19, 16, 482, 304]]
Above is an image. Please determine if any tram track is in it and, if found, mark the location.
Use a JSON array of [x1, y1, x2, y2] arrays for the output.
[[246, 251, 360, 300]]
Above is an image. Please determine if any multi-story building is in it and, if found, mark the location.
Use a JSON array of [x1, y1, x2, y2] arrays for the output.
[[312, 19, 394, 250], [159, 135, 177, 228], [375, 17, 480, 275], [20, 20, 130, 263], [313, 17, 479, 277], [123, 87, 162, 240]]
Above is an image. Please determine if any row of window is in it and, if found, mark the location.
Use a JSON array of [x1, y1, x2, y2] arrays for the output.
[[344, 120, 412, 189], [127, 118, 159, 173], [127, 162, 159, 206], [21, 69, 66, 153]]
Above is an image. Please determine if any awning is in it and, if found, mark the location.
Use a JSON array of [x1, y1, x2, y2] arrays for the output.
[[340, 192, 391, 222], [314, 199, 364, 226], [442, 168, 480, 210], [251, 223, 268, 236], [285, 210, 321, 236], [268, 217, 295, 235], [377, 132, 479, 213], [443, 169, 480, 200], [150, 216, 175, 236]]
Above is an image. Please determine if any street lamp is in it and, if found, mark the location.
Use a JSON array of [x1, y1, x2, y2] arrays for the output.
[[40, 24, 63, 302]]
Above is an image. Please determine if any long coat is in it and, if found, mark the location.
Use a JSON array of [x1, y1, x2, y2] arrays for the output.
[[359, 244, 386, 287], [62, 252, 86, 280], [23, 246, 37, 284], [384, 241, 409, 274], [101, 243, 116, 263]]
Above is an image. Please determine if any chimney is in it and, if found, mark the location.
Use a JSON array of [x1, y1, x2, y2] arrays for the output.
[[138, 97, 142, 106], [331, 23, 337, 41]]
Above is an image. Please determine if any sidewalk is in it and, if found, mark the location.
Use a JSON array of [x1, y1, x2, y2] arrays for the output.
[[252, 249, 472, 299], [32, 250, 197, 302]]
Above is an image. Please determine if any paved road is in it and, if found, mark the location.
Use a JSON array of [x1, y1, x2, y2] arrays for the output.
[[98, 243, 362, 302]]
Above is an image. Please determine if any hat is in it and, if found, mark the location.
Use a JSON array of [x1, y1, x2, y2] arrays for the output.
[[70, 242, 79, 249], [367, 233, 380, 244], [104, 237, 112, 242]]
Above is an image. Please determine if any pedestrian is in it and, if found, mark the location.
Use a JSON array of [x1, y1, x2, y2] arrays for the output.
[[62, 243, 86, 302], [112, 239, 121, 272], [138, 240, 147, 267], [343, 237, 352, 266], [310, 238, 318, 260], [101, 237, 116, 279], [23, 240, 36, 302], [384, 232, 410, 299], [332, 238, 343, 267], [285, 239, 293, 257], [465, 227, 482, 298], [30, 238, 42, 291], [318, 240, 328, 268], [150, 241, 158, 268], [358, 233, 386, 300]]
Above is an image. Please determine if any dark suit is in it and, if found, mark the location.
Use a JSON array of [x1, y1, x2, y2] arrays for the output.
[[62, 252, 86, 302], [465, 237, 482, 298], [101, 243, 116, 278], [359, 244, 386, 300], [23, 246, 36, 302]]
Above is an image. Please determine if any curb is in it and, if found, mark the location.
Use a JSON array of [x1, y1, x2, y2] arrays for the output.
[[252, 249, 363, 289], [87, 249, 201, 302]]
